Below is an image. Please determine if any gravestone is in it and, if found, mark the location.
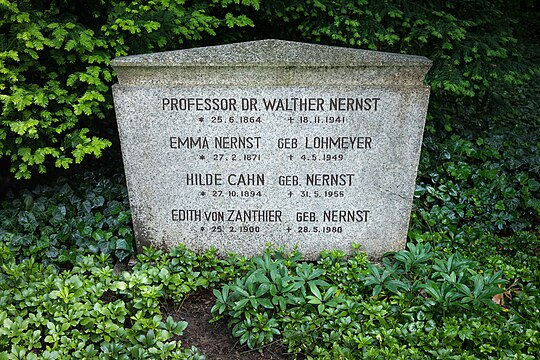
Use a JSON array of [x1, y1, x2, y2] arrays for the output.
[[111, 39, 431, 259]]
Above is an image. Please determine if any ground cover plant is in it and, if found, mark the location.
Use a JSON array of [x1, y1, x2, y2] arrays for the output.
[[0, 172, 133, 267]]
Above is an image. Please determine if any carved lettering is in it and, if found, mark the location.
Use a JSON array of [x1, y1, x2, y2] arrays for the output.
[[323, 210, 370, 222], [305, 174, 355, 186]]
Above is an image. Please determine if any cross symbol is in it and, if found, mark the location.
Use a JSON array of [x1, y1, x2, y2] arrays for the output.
[[288, 116, 294, 123], [288, 191, 293, 197], [286, 227, 292, 232], [288, 154, 293, 160]]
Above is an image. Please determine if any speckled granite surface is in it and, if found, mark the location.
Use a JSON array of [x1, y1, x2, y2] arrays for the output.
[[112, 40, 431, 259]]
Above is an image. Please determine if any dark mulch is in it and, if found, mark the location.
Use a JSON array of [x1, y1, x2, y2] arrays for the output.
[[162, 289, 295, 360]]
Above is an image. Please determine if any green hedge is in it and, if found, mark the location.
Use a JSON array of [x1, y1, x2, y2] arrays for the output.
[[0, 0, 257, 179], [1, 0, 537, 179], [261, 0, 534, 96]]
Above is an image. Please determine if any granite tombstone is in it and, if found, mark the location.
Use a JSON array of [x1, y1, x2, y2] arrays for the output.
[[111, 39, 432, 259]]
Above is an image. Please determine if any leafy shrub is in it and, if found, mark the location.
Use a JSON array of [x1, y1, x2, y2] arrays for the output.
[[414, 130, 540, 235], [409, 111, 540, 287], [0, 0, 257, 179], [211, 249, 336, 348], [125, 246, 250, 304], [0, 248, 205, 359], [0, 242, 254, 359], [211, 247, 540, 358], [0, 171, 134, 266], [256, 0, 538, 122]]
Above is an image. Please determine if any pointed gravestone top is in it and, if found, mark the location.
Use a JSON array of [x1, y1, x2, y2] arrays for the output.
[[112, 39, 432, 68], [112, 39, 431, 87]]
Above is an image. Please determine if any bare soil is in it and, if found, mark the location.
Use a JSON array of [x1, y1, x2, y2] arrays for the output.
[[163, 289, 295, 360]]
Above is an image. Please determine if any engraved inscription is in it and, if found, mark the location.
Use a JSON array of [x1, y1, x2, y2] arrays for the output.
[[164, 95, 382, 236], [161, 97, 380, 112]]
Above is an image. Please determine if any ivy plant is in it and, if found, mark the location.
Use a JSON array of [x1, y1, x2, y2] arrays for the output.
[[0, 171, 134, 266]]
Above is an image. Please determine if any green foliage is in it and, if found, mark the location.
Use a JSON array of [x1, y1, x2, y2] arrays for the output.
[[124, 246, 249, 304], [0, 3, 538, 357], [255, 0, 538, 124], [0, 248, 206, 359], [409, 115, 540, 289], [414, 128, 540, 235], [0, 0, 257, 179], [2, 0, 537, 179], [0, 172, 134, 266], [211, 249, 337, 348], [211, 247, 539, 358], [367, 244, 507, 315], [0, 237, 252, 358]]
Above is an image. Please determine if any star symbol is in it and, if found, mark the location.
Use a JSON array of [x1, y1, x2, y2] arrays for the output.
[[198, 117, 204, 122], [199, 155, 205, 160], [200, 191, 206, 196], [200, 227, 205, 231]]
